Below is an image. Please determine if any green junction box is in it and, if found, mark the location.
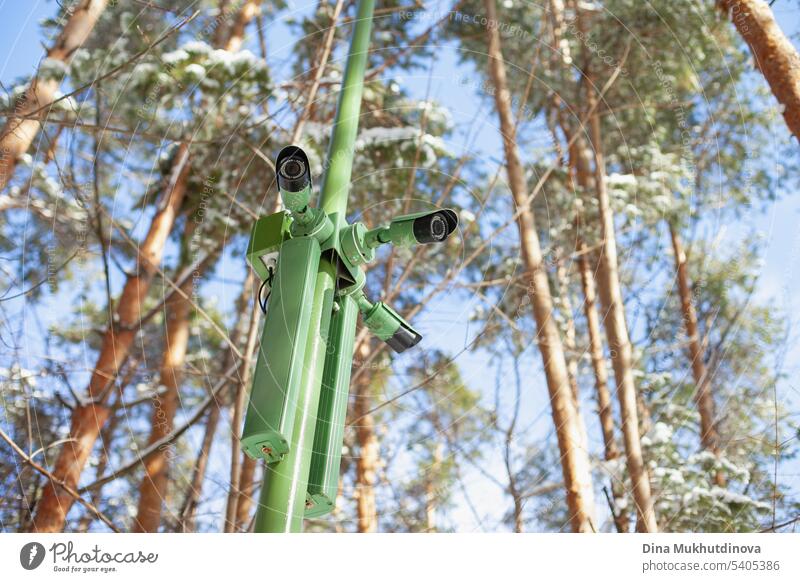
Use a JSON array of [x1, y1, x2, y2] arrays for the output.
[[241, 233, 320, 464]]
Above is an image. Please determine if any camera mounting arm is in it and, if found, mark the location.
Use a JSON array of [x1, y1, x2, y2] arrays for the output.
[[338, 208, 459, 270]]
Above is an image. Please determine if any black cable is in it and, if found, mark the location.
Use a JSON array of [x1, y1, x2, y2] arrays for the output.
[[258, 266, 275, 314]]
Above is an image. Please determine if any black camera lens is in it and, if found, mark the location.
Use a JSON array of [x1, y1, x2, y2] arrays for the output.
[[276, 147, 311, 193], [413, 212, 455, 244], [280, 158, 305, 180], [429, 214, 446, 241]]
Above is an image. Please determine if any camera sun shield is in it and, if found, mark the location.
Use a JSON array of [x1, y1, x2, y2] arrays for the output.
[[356, 295, 422, 353]]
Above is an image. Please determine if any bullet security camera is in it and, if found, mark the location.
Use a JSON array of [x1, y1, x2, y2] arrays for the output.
[[365, 208, 459, 248], [391, 209, 458, 244], [274, 145, 336, 241], [386, 320, 422, 353], [356, 295, 422, 353], [365, 301, 423, 353], [275, 146, 315, 217], [276, 146, 311, 193]]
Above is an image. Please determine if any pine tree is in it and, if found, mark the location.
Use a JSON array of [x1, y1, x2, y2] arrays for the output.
[[717, 0, 800, 142], [0, 0, 109, 191], [481, 0, 596, 533]]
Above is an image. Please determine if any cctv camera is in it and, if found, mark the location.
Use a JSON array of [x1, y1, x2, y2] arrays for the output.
[[357, 297, 422, 353], [386, 317, 423, 353], [364, 208, 459, 248], [276, 146, 314, 214], [409, 209, 458, 244], [391, 209, 458, 245], [276, 146, 311, 193]]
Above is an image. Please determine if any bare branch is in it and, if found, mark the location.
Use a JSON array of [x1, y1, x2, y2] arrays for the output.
[[0, 427, 120, 532]]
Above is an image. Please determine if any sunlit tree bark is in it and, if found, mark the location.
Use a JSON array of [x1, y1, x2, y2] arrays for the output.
[[30, 0, 262, 532], [233, 456, 257, 531], [669, 223, 725, 486], [483, 0, 596, 533], [580, 37, 658, 530], [224, 0, 261, 53], [565, 132, 629, 532], [0, 0, 108, 192], [554, 262, 590, 458], [31, 144, 190, 532], [354, 343, 379, 533], [179, 406, 221, 532], [717, 0, 800, 142], [133, 277, 193, 532]]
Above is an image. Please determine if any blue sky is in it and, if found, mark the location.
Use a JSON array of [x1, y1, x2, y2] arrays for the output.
[[2, 0, 799, 532]]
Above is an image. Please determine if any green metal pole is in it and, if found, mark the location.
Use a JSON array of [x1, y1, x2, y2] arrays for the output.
[[319, 0, 376, 226], [253, 0, 375, 532]]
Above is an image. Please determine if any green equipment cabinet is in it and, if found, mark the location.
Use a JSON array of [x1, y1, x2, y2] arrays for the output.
[[241, 234, 320, 464]]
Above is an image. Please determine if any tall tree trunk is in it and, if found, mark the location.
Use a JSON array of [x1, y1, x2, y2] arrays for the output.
[[668, 223, 725, 486], [585, 123, 657, 532], [576, 242, 629, 532], [224, 272, 261, 533], [132, 277, 193, 532], [482, 0, 596, 533], [588, 140, 656, 533], [565, 129, 630, 532], [230, 274, 261, 534], [76, 392, 122, 532], [556, 263, 580, 404], [354, 343, 379, 533], [717, 0, 800, 142], [0, 0, 108, 191], [578, 15, 657, 528], [74, 359, 140, 532], [224, 0, 260, 53], [30, 144, 190, 532], [29, 0, 261, 532], [548, 0, 572, 67], [212, 0, 234, 49], [178, 269, 258, 532], [554, 262, 590, 457], [425, 442, 443, 532], [233, 455, 257, 531]]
